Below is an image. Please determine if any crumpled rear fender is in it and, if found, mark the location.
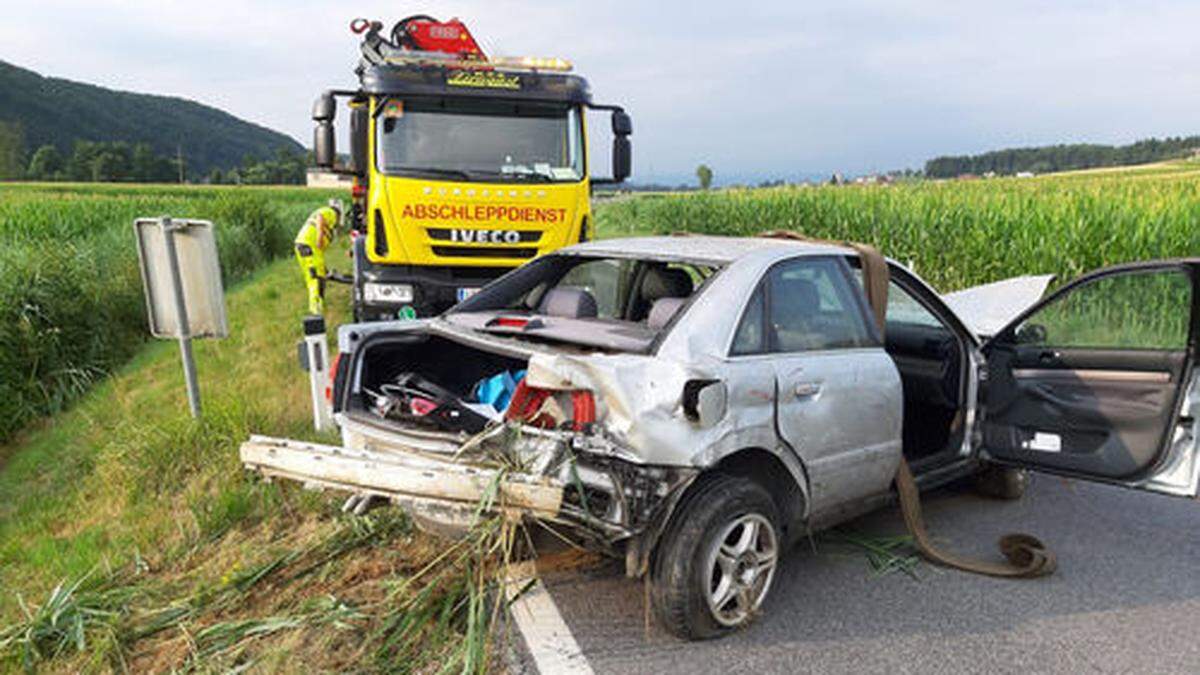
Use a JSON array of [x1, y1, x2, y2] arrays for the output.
[[524, 351, 809, 516]]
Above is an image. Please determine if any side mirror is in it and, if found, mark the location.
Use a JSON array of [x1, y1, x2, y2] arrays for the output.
[[350, 106, 368, 175], [1015, 322, 1048, 344], [611, 110, 632, 136], [612, 135, 631, 183], [683, 379, 726, 427], [314, 122, 335, 169], [312, 92, 336, 122]]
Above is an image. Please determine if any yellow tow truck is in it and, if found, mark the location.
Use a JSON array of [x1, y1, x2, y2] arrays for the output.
[[312, 15, 632, 320]]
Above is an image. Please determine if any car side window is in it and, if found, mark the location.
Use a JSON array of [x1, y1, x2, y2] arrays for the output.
[[850, 268, 944, 329], [731, 283, 766, 355], [886, 281, 945, 328], [1011, 268, 1192, 350], [767, 258, 871, 352]]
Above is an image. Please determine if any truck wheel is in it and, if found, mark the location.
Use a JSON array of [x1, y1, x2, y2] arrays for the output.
[[974, 464, 1029, 500], [651, 475, 780, 640]]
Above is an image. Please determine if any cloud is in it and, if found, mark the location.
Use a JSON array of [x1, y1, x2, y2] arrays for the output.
[[3, 0, 1198, 182]]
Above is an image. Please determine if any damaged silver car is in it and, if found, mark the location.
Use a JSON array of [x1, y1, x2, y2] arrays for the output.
[[242, 236, 1200, 639]]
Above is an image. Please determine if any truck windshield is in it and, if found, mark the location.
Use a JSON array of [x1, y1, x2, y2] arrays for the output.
[[376, 99, 584, 182]]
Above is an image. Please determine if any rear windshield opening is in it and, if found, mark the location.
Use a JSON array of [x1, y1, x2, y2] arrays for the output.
[[446, 255, 719, 351]]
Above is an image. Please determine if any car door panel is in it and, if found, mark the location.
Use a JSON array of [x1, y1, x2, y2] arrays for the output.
[[984, 345, 1183, 478], [885, 322, 962, 409], [733, 255, 905, 519], [774, 350, 903, 515], [1008, 346, 1183, 374], [982, 262, 1198, 496]]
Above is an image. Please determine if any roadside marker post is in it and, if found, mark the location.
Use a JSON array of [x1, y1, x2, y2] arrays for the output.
[[134, 217, 228, 419], [299, 315, 334, 431]]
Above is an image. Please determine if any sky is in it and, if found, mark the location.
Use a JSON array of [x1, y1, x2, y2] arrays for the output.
[[3, 1, 1199, 185]]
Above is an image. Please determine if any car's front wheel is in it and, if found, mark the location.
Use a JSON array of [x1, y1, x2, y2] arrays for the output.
[[651, 475, 781, 639]]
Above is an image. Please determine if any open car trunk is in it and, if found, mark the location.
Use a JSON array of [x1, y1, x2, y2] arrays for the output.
[[248, 328, 582, 538], [347, 331, 531, 439]]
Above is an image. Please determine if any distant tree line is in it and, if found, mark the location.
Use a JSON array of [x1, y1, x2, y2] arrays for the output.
[[0, 119, 310, 184], [925, 136, 1200, 178], [207, 149, 309, 185], [23, 141, 180, 182]]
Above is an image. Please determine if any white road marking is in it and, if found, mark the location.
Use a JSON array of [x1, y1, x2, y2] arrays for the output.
[[506, 561, 594, 675]]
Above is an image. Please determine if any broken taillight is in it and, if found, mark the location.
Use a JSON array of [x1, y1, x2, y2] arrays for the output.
[[505, 380, 595, 431], [571, 390, 595, 430], [325, 352, 342, 403]]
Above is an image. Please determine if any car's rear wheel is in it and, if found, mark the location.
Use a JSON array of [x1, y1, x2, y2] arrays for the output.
[[651, 475, 780, 639]]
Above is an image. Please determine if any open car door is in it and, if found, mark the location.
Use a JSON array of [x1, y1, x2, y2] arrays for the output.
[[981, 260, 1200, 497]]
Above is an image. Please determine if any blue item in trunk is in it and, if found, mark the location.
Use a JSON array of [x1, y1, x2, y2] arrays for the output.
[[472, 370, 526, 411]]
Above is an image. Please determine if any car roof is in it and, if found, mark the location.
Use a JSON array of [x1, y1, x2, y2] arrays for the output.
[[560, 235, 855, 265]]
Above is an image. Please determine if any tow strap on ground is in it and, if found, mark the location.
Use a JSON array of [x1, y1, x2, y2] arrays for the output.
[[894, 458, 1056, 577], [760, 230, 1057, 579]]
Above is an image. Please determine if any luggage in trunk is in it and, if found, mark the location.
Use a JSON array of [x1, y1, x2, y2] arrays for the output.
[[353, 333, 529, 433]]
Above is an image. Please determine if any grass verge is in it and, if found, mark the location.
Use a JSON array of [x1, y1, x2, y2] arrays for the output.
[[0, 243, 524, 672]]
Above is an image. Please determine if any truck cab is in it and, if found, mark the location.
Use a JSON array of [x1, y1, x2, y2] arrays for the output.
[[311, 18, 632, 320]]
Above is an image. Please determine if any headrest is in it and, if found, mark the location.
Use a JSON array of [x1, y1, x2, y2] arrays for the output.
[[640, 266, 693, 302], [539, 286, 598, 319], [647, 297, 688, 330]]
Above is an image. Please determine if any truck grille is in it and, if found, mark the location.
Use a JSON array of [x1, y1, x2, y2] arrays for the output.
[[427, 228, 542, 243], [431, 246, 538, 259]]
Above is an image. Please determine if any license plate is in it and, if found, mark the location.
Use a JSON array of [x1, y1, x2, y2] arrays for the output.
[[456, 287, 480, 302]]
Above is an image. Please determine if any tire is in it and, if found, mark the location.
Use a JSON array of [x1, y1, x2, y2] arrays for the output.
[[974, 464, 1029, 500], [651, 474, 781, 640]]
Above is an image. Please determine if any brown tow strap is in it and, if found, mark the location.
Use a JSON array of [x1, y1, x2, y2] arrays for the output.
[[760, 230, 1056, 578]]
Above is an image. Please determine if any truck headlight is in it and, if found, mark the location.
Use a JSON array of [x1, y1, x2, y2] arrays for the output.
[[362, 282, 414, 304]]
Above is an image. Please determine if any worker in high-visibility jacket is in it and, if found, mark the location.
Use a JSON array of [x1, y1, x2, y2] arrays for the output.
[[294, 199, 344, 315]]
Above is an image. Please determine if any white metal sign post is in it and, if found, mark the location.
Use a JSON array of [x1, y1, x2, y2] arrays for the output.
[[164, 220, 201, 416], [134, 217, 227, 419]]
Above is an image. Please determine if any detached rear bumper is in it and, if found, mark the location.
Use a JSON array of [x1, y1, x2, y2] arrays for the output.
[[240, 435, 564, 535], [240, 426, 697, 571]]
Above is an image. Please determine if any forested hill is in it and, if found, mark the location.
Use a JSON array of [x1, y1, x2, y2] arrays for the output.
[[924, 136, 1200, 178], [0, 60, 303, 177]]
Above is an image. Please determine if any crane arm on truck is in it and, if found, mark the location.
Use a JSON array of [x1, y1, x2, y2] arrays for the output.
[[353, 15, 486, 68]]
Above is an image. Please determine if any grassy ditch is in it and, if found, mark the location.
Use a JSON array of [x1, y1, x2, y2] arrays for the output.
[[0, 183, 343, 443], [0, 249, 531, 672]]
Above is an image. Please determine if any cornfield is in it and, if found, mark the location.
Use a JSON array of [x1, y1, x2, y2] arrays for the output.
[[3, 163, 1198, 442], [0, 184, 343, 442], [594, 161, 1200, 292]]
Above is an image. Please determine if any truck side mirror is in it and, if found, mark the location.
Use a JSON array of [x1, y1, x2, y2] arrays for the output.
[[314, 122, 336, 169], [610, 111, 632, 182], [612, 135, 631, 183], [611, 110, 632, 136], [350, 106, 368, 175], [312, 92, 336, 122], [313, 92, 337, 169]]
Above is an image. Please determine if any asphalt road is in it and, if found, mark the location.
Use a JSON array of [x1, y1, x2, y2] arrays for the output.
[[536, 475, 1200, 674]]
